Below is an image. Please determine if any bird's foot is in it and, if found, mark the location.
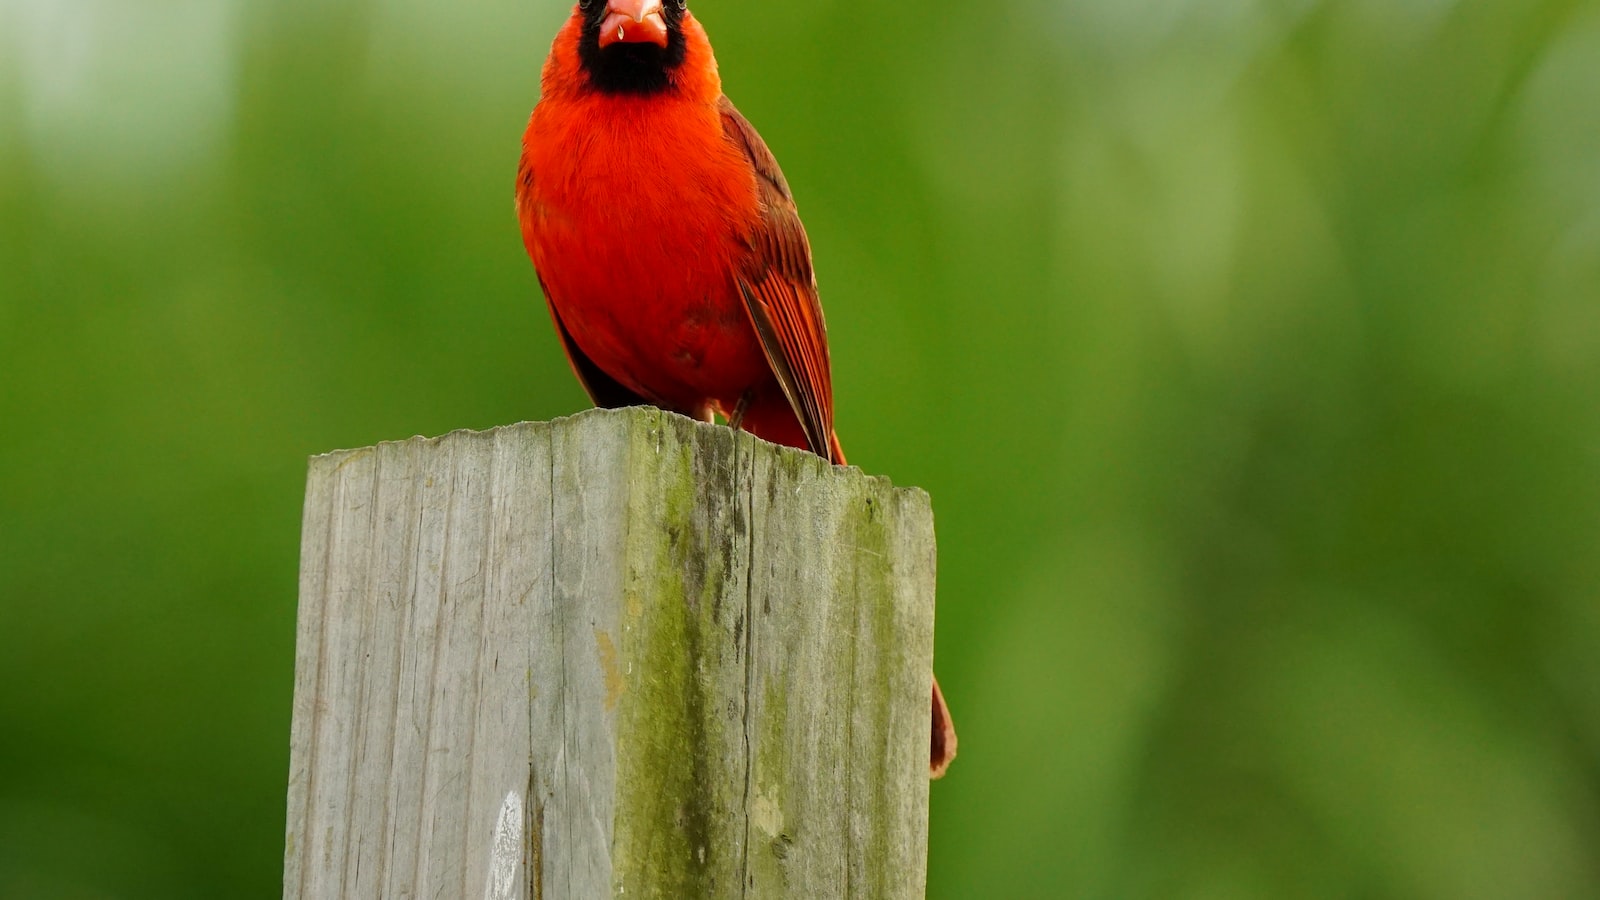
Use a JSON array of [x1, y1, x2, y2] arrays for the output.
[[727, 389, 755, 431]]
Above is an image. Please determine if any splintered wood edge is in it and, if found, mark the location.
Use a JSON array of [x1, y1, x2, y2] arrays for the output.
[[305, 408, 931, 511]]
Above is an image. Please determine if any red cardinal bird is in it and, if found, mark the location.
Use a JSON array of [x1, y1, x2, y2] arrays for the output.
[[517, 0, 955, 777]]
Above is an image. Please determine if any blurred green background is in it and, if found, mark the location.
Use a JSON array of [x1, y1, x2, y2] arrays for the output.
[[4, 0, 1600, 896]]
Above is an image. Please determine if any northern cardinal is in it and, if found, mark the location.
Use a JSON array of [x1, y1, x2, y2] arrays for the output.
[[517, 0, 955, 778]]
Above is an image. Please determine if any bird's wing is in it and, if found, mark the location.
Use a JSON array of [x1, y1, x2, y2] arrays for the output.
[[719, 95, 837, 462]]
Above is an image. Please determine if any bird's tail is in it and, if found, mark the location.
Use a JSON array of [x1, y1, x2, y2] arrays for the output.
[[931, 676, 956, 778]]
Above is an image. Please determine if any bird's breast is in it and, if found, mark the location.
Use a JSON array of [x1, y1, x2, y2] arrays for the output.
[[522, 94, 770, 407]]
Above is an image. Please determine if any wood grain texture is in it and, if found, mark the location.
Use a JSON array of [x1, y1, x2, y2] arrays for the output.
[[285, 407, 935, 899]]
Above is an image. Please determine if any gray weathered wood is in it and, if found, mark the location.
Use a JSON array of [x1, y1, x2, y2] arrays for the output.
[[284, 407, 935, 899]]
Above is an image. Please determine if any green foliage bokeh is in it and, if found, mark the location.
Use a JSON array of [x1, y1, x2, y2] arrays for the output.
[[3, 0, 1599, 896]]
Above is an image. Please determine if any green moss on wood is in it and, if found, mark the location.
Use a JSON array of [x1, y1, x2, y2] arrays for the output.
[[612, 411, 740, 898]]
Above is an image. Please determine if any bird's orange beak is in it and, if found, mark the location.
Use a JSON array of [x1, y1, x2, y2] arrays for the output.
[[597, 0, 669, 49]]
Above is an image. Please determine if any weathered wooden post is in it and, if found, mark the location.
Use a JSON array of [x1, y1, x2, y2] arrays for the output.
[[284, 407, 935, 898]]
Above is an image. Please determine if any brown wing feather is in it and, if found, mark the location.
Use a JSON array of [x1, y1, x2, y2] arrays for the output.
[[719, 96, 837, 462]]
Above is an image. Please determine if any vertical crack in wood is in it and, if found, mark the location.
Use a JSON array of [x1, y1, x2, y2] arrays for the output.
[[376, 446, 418, 895], [384, 452, 429, 897], [736, 432, 757, 899], [456, 437, 498, 900], [338, 448, 384, 896], [552, 424, 572, 900], [528, 763, 543, 900], [411, 437, 459, 890], [531, 424, 554, 900]]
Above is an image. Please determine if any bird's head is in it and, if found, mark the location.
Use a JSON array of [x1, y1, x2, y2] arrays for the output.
[[575, 0, 692, 95]]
